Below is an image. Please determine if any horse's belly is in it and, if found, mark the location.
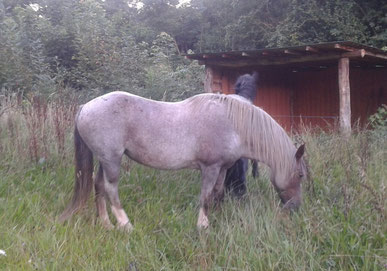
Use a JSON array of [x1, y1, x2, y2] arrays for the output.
[[127, 149, 197, 170], [125, 137, 198, 170]]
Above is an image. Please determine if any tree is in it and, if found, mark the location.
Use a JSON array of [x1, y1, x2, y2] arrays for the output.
[[354, 0, 387, 48], [268, 0, 368, 47], [0, 3, 55, 94], [188, 0, 384, 51], [137, 0, 201, 53], [144, 32, 204, 101], [0, 0, 385, 100]]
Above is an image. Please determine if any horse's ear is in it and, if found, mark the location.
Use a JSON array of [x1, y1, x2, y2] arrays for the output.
[[295, 144, 305, 160]]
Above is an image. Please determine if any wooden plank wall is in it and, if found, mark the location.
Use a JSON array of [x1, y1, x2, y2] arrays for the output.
[[350, 68, 387, 125], [254, 71, 293, 130], [208, 65, 387, 132], [292, 67, 339, 131]]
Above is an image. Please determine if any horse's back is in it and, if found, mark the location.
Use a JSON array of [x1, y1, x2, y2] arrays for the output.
[[76, 91, 242, 170]]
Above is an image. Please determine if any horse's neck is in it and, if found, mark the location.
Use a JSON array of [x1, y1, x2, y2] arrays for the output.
[[241, 121, 295, 173]]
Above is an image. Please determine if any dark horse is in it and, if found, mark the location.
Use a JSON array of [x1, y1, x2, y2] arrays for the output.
[[225, 73, 259, 197]]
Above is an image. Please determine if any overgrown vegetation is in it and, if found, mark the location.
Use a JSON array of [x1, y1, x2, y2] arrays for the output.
[[0, 96, 385, 270], [369, 104, 387, 131]]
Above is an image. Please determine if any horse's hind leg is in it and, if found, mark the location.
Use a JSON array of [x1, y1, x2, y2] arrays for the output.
[[101, 159, 133, 232], [95, 165, 113, 229]]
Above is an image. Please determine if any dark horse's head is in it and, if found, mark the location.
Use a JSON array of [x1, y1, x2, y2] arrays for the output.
[[234, 72, 259, 101]]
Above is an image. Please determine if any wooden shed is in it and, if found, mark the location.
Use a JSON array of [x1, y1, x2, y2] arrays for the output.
[[186, 41, 387, 134]]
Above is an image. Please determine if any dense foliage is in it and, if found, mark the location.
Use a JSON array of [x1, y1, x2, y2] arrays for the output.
[[0, 0, 386, 98], [0, 0, 205, 99]]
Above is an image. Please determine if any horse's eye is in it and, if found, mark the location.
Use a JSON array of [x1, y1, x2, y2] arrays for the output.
[[299, 173, 304, 178]]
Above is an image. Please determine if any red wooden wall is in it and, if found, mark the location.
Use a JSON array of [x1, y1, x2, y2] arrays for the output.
[[208, 65, 387, 131], [292, 67, 339, 130], [350, 68, 387, 124]]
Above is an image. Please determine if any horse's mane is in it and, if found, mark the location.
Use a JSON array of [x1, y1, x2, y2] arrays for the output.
[[189, 93, 297, 173]]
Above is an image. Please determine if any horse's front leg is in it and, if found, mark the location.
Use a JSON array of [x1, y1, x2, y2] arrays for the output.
[[197, 165, 221, 230], [212, 168, 227, 204]]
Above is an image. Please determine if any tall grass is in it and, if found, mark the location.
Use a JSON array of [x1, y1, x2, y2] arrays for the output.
[[0, 97, 385, 270], [0, 95, 77, 165]]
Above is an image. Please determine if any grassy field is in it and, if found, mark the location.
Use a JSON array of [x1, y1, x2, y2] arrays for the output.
[[0, 97, 386, 270]]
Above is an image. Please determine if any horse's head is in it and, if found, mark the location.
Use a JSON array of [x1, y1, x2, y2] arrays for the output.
[[272, 144, 307, 210], [234, 72, 259, 101]]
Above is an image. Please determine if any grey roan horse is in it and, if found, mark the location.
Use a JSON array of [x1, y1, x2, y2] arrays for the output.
[[60, 84, 307, 231]]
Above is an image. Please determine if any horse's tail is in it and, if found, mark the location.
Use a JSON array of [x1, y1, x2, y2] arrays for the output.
[[59, 112, 94, 222], [251, 160, 259, 178]]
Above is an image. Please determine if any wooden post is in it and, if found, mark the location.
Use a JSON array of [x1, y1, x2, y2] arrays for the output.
[[338, 58, 351, 137], [204, 66, 214, 93]]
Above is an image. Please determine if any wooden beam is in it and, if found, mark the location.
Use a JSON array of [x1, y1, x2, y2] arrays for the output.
[[364, 50, 387, 60], [204, 66, 214, 93], [338, 58, 351, 137], [342, 49, 366, 58], [221, 54, 234, 58], [284, 49, 301, 55], [334, 43, 356, 52], [305, 46, 319, 53]]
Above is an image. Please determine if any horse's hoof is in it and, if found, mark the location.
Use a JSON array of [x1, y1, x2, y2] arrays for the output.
[[117, 222, 134, 233], [197, 224, 209, 230], [197, 208, 210, 230], [197, 217, 209, 230]]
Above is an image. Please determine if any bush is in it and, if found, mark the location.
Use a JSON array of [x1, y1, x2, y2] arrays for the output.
[[369, 104, 387, 130]]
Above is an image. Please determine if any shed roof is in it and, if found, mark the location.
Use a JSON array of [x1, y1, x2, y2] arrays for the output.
[[185, 41, 387, 69]]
